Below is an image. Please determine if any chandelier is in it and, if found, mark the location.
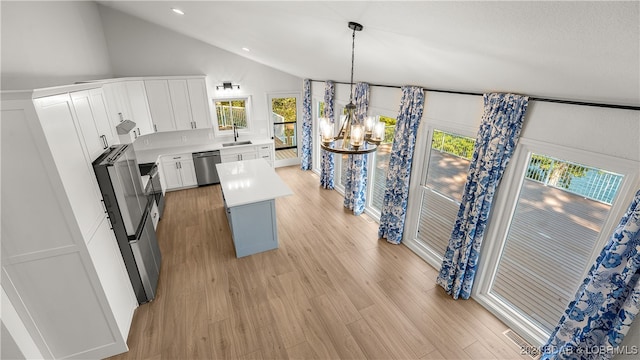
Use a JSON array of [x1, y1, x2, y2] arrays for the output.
[[320, 22, 385, 155]]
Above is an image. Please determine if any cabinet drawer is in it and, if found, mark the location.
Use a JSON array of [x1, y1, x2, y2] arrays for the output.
[[161, 153, 192, 162]]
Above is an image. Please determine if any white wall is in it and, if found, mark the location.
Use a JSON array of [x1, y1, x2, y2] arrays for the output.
[[98, 5, 303, 149], [311, 81, 402, 116], [0, 1, 112, 90]]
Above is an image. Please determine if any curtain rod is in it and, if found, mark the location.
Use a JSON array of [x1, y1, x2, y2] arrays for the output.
[[308, 79, 640, 111]]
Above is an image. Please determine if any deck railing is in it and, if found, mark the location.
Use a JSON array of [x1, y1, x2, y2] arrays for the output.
[[525, 155, 622, 205], [216, 105, 247, 129], [430, 129, 622, 205]]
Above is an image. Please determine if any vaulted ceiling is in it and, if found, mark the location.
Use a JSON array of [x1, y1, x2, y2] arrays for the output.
[[98, 1, 639, 106]]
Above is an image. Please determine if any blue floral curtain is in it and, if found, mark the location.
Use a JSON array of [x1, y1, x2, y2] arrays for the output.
[[541, 189, 640, 360], [320, 81, 336, 189], [437, 93, 529, 299], [300, 79, 312, 170], [344, 83, 370, 215], [378, 86, 425, 244]]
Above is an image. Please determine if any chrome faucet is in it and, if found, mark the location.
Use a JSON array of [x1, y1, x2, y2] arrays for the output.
[[233, 123, 239, 142]]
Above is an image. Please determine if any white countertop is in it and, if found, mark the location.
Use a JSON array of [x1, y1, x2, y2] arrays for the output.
[[216, 159, 293, 207], [135, 138, 273, 164]]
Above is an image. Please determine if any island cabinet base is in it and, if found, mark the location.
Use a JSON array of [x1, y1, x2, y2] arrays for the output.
[[225, 199, 278, 257]]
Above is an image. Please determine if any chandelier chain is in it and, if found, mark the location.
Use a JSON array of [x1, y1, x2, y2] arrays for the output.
[[350, 26, 355, 103]]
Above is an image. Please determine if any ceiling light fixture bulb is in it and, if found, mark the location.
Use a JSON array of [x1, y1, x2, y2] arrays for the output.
[[171, 8, 185, 15], [242, 47, 251, 52]]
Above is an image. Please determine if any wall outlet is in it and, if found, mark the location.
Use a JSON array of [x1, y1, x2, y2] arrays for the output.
[[143, 139, 150, 146], [181, 135, 187, 143]]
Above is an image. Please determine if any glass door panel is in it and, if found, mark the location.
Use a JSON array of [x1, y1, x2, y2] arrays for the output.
[[489, 153, 623, 334], [270, 95, 299, 164]]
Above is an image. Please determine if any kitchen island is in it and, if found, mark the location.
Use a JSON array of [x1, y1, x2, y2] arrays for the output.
[[216, 159, 293, 257]]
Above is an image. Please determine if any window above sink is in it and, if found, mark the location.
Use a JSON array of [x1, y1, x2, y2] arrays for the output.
[[212, 96, 252, 138]]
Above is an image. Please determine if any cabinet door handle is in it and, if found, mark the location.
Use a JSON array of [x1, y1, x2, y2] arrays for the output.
[[100, 135, 108, 149], [134, 130, 138, 139], [192, 121, 196, 129], [176, 162, 179, 169], [118, 112, 124, 122], [154, 124, 158, 132]]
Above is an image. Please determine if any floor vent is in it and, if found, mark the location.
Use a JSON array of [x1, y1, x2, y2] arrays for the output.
[[503, 329, 540, 359]]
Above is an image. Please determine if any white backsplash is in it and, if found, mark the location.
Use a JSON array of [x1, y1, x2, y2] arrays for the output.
[[132, 127, 269, 152], [133, 128, 218, 151]]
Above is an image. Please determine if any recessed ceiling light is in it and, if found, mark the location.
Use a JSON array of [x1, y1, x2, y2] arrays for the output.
[[171, 8, 185, 15], [242, 47, 250, 52]]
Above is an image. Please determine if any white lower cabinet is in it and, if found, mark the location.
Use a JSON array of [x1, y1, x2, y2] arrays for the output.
[[220, 146, 258, 163], [160, 154, 198, 190], [220, 143, 274, 166], [257, 144, 274, 167]]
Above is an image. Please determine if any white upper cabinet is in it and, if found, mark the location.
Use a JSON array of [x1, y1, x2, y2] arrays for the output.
[[102, 82, 132, 126], [124, 80, 154, 136], [89, 89, 117, 148], [70, 88, 115, 161], [103, 80, 154, 138], [168, 79, 194, 130], [144, 77, 212, 133], [144, 80, 175, 132], [186, 78, 212, 129]]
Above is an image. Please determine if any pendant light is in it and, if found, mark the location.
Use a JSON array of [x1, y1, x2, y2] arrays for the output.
[[320, 22, 385, 155]]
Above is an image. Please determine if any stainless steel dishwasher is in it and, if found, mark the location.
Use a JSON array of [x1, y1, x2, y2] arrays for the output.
[[193, 150, 221, 186]]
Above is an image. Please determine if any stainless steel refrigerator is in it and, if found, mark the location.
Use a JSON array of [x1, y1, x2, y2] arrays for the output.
[[93, 144, 162, 304]]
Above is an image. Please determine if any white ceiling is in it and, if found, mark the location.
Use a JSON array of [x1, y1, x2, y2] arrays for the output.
[[98, 1, 640, 106]]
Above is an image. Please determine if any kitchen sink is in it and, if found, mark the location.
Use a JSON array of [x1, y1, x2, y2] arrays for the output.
[[222, 140, 252, 147]]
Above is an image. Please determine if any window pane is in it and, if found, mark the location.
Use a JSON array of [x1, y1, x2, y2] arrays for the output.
[[215, 99, 246, 131], [416, 130, 475, 256], [271, 97, 297, 123], [370, 115, 397, 213], [490, 154, 623, 334]]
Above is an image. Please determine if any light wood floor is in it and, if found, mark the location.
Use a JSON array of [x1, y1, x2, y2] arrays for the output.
[[110, 166, 529, 360]]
